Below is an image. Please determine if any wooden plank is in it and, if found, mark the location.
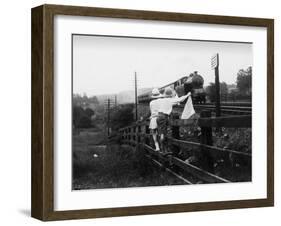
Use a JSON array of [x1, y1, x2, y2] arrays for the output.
[[200, 110, 214, 173], [121, 140, 137, 146], [123, 115, 250, 133], [146, 155, 193, 185], [171, 115, 251, 128], [143, 144, 168, 160], [170, 138, 252, 157], [136, 121, 150, 126], [171, 157, 230, 183], [198, 115, 251, 128], [170, 118, 197, 126]]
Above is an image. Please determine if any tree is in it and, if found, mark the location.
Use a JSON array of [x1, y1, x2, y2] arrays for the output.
[[73, 94, 83, 106], [73, 93, 99, 107], [205, 82, 228, 103], [73, 106, 93, 128], [205, 83, 216, 103], [78, 116, 92, 128], [73, 106, 85, 128], [236, 66, 252, 95], [89, 96, 99, 104], [220, 82, 228, 101], [228, 89, 239, 102], [84, 108, 95, 118], [111, 104, 134, 131]]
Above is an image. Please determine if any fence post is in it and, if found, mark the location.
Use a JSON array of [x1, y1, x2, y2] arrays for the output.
[[138, 125, 141, 143], [133, 126, 135, 146], [135, 125, 139, 150], [119, 129, 123, 144], [129, 127, 132, 146], [140, 124, 145, 152], [145, 124, 150, 145], [170, 114, 180, 156], [132, 126, 136, 146], [200, 110, 214, 173], [127, 128, 129, 143], [126, 128, 128, 143]]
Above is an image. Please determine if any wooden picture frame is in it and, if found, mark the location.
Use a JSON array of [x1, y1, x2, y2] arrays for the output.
[[31, 4, 274, 221]]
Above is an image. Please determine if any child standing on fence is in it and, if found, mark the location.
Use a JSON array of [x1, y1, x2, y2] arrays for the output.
[[157, 87, 191, 153], [149, 88, 163, 151]]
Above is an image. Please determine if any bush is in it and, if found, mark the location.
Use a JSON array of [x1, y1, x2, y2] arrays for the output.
[[111, 104, 134, 131], [84, 108, 95, 117], [73, 105, 97, 128], [78, 116, 92, 128]]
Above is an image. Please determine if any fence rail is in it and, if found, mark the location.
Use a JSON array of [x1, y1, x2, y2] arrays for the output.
[[170, 138, 251, 157], [118, 111, 251, 184], [170, 115, 251, 128]]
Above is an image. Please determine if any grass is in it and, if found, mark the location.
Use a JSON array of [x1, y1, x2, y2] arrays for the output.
[[72, 129, 186, 190], [178, 121, 252, 182], [72, 113, 252, 188]]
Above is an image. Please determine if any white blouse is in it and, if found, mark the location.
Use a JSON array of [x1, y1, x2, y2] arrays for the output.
[[149, 98, 162, 118], [158, 94, 189, 115]]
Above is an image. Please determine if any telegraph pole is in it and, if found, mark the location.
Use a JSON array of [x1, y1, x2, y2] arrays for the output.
[[104, 97, 117, 138], [105, 98, 111, 137], [134, 71, 138, 121], [211, 53, 221, 117]]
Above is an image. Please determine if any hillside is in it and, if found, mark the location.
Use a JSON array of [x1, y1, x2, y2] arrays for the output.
[[96, 88, 152, 104]]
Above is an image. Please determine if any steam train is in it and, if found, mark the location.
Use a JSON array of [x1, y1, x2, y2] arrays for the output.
[[138, 71, 206, 104]]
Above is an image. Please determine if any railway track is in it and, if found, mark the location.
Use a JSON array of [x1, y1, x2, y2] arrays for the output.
[[174, 102, 252, 115], [139, 101, 252, 116], [194, 104, 251, 115], [217, 101, 251, 107]]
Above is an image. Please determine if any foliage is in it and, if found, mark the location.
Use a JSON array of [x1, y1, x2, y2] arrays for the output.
[[205, 82, 228, 102], [72, 144, 185, 190], [78, 116, 92, 128], [73, 106, 95, 128], [228, 89, 239, 102], [205, 83, 216, 102], [220, 82, 228, 101], [236, 66, 252, 95], [84, 108, 95, 118], [213, 128, 252, 153], [179, 123, 251, 182], [73, 106, 85, 128], [110, 104, 135, 131], [73, 93, 99, 108]]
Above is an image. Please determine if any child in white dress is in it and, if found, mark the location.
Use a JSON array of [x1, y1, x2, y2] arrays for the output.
[[157, 87, 191, 153], [149, 88, 163, 151]]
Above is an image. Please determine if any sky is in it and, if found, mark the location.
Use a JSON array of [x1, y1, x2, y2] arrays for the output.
[[73, 35, 252, 96]]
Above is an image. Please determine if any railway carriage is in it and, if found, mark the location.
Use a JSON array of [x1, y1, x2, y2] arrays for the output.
[[138, 71, 206, 104]]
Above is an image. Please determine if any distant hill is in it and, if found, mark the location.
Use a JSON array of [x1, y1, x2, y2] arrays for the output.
[[96, 88, 152, 104]]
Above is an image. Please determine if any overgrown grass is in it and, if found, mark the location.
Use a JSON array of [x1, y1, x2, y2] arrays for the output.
[[72, 130, 185, 190], [178, 121, 252, 182]]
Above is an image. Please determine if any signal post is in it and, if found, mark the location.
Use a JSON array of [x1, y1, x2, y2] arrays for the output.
[[211, 53, 221, 117]]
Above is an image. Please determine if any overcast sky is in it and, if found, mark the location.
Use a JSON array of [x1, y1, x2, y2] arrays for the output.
[[73, 35, 252, 96]]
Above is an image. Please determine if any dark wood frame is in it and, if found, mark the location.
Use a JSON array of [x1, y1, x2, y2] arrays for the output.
[[31, 4, 274, 221]]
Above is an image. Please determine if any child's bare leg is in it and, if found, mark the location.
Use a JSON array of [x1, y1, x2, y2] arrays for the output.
[[159, 133, 165, 152], [160, 133, 164, 142], [152, 131, 160, 151]]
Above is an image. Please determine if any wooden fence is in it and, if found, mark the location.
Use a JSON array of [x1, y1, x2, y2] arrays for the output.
[[118, 110, 252, 184]]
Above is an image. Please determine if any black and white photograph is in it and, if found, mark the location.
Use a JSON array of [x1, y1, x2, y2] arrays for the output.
[[72, 34, 252, 190]]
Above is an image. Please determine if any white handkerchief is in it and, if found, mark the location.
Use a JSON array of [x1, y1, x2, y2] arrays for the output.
[[181, 96, 195, 119]]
